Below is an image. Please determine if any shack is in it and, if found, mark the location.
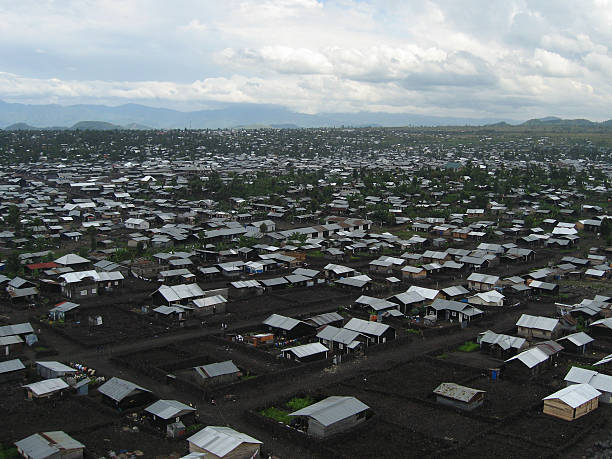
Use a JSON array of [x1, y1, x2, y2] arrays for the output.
[[37, 361, 77, 379], [433, 382, 486, 411], [289, 396, 370, 438], [15, 431, 85, 459], [98, 377, 154, 410], [145, 399, 196, 429], [543, 383, 600, 421], [187, 426, 262, 458], [193, 360, 241, 386], [282, 342, 329, 363]]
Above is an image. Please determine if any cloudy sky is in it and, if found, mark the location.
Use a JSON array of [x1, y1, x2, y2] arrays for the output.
[[1, 0, 611, 120]]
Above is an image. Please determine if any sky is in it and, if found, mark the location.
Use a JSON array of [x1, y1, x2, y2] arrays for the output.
[[1, 0, 611, 120]]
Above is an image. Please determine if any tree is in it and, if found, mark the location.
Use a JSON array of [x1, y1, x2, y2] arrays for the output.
[[600, 218, 611, 239], [5, 251, 20, 276], [87, 226, 98, 250]]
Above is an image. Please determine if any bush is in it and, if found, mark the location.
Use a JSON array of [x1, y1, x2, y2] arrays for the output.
[[286, 396, 313, 411], [260, 406, 292, 424], [457, 341, 479, 352], [0, 444, 19, 459]]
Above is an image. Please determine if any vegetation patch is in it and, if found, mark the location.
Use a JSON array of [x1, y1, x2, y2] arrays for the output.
[[457, 341, 479, 352]]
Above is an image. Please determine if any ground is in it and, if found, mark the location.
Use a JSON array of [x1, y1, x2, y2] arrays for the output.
[[1, 232, 611, 458]]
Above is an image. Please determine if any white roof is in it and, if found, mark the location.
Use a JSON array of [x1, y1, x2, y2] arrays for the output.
[[406, 285, 439, 300], [289, 396, 369, 426], [467, 272, 500, 284], [543, 383, 601, 408], [156, 283, 205, 302], [505, 347, 549, 368], [558, 332, 594, 347], [474, 290, 505, 302], [565, 367, 612, 393], [283, 342, 328, 358], [516, 314, 559, 332], [98, 377, 151, 402], [479, 330, 525, 350], [192, 295, 227, 308], [344, 317, 390, 337], [145, 399, 196, 419], [54, 253, 89, 265], [59, 270, 124, 284], [0, 358, 25, 374], [23, 378, 69, 396], [590, 318, 612, 329], [188, 426, 261, 456], [36, 361, 76, 373]]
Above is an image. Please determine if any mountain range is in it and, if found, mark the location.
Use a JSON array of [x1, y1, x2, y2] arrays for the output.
[[0, 99, 610, 130]]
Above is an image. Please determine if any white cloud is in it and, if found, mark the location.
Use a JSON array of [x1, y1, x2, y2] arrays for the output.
[[0, 0, 611, 120]]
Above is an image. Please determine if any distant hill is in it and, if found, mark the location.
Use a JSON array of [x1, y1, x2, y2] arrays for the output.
[[1, 99, 609, 130], [0, 99, 520, 129], [71, 121, 122, 130]]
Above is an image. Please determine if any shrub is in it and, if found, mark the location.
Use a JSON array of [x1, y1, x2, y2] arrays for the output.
[[286, 396, 313, 411], [457, 341, 479, 352], [260, 406, 292, 424]]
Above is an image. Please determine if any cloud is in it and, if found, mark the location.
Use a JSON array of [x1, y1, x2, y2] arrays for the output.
[[0, 0, 611, 120]]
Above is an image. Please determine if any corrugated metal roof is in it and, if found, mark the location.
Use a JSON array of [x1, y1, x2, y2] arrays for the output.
[[565, 367, 612, 393], [36, 361, 76, 373], [157, 283, 205, 302], [98, 377, 151, 402], [145, 399, 196, 419], [344, 318, 390, 337], [188, 426, 261, 456], [192, 295, 227, 308], [480, 330, 525, 350], [467, 272, 500, 284], [283, 342, 328, 358], [195, 360, 239, 378], [263, 313, 301, 331], [407, 285, 439, 300], [516, 314, 559, 332], [15, 433, 60, 459], [543, 383, 600, 408], [433, 382, 485, 402], [505, 347, 549, 368], [0, 358, 25, 374], [0, 335, 23, 345], [42, 431, 85, 451], [558, 332, 594, 347], [289, 396, 369, 426], [23, 378, 69, 396]]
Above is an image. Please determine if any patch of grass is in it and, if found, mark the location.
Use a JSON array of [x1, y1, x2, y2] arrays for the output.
[[286, 396, 314, 411], [0, 444, 19, 459], [34, 346, 49, 352], [457, 341, 479, 352], [260, 406, 292, 424], [406, 328, 423, 336], [437, 353, 449, 359], [307, 250, 324, 258], [185, 423, 203, 435], [241, 374, 257, 381]]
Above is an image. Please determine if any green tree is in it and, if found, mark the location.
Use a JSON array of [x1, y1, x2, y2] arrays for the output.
[[5, 251, 20, 276]]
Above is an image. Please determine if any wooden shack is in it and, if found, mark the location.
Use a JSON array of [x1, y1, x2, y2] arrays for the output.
[[543, 383, 600, 421]]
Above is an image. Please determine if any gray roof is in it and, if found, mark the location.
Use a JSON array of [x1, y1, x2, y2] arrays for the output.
[[98, 377, 151, 402], [36, 361, 76, 373], [0, 322, 34, 337], [15, 434, 61, 459], [0, 358, 25, 374], [145, 399, 196, 419], [263, 313, 302, 331], [433, 382, 485, 402], [558, 332, 594, 347], [289, 396, 369, 426], [344, 317, 390, 337], [516, 314, 559, 332], [188, 426, 261, 457], [283, 342, 328, 358], [195, 360, 240, 379], [307, 312, 343, 327]]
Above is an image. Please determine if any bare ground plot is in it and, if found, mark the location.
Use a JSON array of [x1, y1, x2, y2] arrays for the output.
[[321, 419, 451, 459], [350, 358, 475, 399], [55, 306, 170, 347], [74, 423, 187, 459], [0, 383, 116, 446], [327, 386, 489, 443], [449, 432, 553, 459]]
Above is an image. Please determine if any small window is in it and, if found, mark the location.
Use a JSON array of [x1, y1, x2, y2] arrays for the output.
[[80, 290, 87, 296]]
